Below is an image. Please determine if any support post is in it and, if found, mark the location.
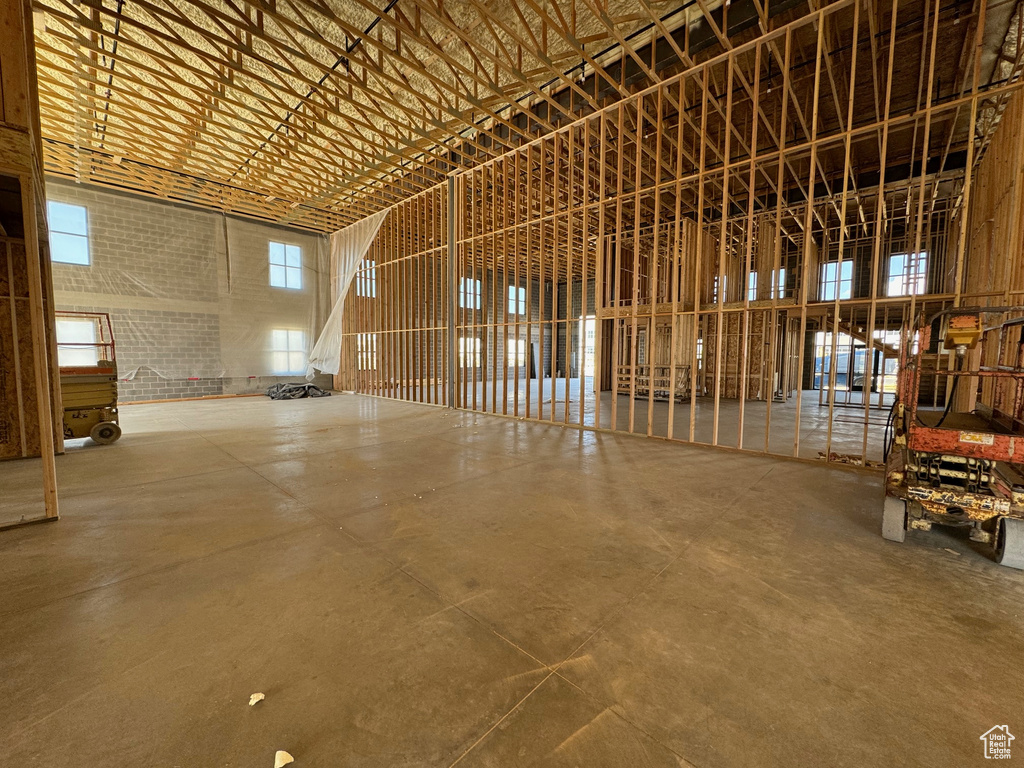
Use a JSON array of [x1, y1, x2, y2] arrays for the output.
[[447, 175, 457, 409]]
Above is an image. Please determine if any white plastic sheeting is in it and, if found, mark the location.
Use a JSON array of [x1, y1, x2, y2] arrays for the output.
[[306, 209, 389, 377], [49, 180, 332, 382]]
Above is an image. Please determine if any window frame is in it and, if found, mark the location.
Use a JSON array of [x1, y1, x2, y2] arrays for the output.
[[773, 267, 787, 299], [507, 338, 527, 367], [508, 284, 526, 315], [460, 277, 482, 309], [269, 241, 303, 290], [47, 201, 91, 266], [55, 317, 100, 367], [270, 328, 306, 375], [459, 336, 481, 368], [357, 332, 377, 370], [819, 260, 853, 301], [887, 252, 928, 297], [357, 258, 376, 298]]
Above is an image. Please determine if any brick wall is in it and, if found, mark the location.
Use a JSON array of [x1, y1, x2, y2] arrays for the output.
[[47, 179, 332, 401]]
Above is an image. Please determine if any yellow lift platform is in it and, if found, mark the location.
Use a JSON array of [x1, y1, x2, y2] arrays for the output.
[[56, 311, 121, 444]]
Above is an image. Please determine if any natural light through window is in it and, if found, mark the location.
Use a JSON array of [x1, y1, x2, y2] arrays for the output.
[[747, 273, 758, 301], [774, 268, 786, 299], [357, 333, 377, 370], [271, 329, 306, 375], [47, 201, 90, 265], [459, 337, 481, 367], [507, 338, 526, 366], [887, 252, 927, 296], [819, 260, 853, 300], [55, 318, 99, 367], [357, 259, 376, 297], [460, 277, 481, 309], [508, 285, 526, 315], [269, 242, 302, 289]]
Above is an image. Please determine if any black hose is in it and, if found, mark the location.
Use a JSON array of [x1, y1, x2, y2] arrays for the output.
[[883, 402, 894, 461], [882, 397, 900, 462], [933, 374, 960, 428]]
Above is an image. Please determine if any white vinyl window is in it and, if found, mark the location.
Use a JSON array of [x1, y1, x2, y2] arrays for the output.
[[357, 259, 376, 298], [747, 273, 758, 301], [774, 267, 787, 299], [507, 338, 526, 366], [888, 252, 927, 296], [47, 201, 90, 265], [271, 329, 306, 375], [357, 333, 377, 370], [55, 318, 99, 366], [269, 242, 302, 289], [459, 337, 481, 367], [508, 285, 526, 315], [819, 260, 853, 301], [460, 277, 481, 309]]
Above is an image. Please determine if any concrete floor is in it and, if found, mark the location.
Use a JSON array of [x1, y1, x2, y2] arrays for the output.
[[1, 394, 1022, 766]]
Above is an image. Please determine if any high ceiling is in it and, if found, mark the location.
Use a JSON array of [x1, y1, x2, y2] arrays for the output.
[[32, 0, 730, 230], [30, 0, 1024, 233]]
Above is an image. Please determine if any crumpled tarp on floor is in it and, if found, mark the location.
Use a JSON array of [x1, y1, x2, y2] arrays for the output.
[[266, 383, 332, 400]]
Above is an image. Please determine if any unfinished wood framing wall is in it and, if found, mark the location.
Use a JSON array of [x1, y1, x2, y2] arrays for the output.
[[340, 0, 1024, 467], [0, 0, 60, 522], [340, 184, 449, 405]]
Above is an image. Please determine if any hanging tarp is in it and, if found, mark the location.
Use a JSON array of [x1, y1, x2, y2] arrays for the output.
[[306, 209, 389, 377]]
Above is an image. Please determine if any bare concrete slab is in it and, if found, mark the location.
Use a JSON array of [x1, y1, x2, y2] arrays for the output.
[[1, 394, 1021, 767]]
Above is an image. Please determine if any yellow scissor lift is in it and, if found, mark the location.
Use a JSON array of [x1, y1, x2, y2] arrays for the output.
[[56, 311, 121, 445]]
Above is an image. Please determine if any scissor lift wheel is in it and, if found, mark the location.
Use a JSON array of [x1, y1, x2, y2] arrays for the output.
[[996, 517, 1024, 570], [882, 497, 907, 543], [90, 421, 121, 445]]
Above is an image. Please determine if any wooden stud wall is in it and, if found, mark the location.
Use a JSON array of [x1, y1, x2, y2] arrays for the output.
[[339, 0, 1024, 467], [0, 0, 60, 521], [340, 184, 449, 404], [963, 84, 1024, 417]]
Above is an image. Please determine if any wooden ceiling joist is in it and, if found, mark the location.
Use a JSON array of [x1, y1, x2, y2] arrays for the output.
[[31, 0, 1022, 232]]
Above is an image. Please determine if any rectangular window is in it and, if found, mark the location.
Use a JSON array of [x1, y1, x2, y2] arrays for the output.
[[819, 260, 853, 301], [269, 242, 302, 289], [887, 252, 927, 296], [55, 317, 99, 367], [460, 277, 481, 309], [507, 338, 526, 367], [747, 273, 758, 301], [712, 275, 727, 303], [357, 259, 376, 298], [270, 329, 306, 375], [47, 201, 90, 265], [357, 333, 377, 370], [508, 285, 526, 315], [459, 337, 481, 367], [774, 268, 786, 299]]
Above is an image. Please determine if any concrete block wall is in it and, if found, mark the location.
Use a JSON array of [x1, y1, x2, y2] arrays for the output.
[[48, 179, 331, 401]]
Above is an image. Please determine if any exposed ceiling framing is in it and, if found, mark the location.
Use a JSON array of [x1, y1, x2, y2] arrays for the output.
[[31, 0, 1022, 232], [32, 0, 737, 230]]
